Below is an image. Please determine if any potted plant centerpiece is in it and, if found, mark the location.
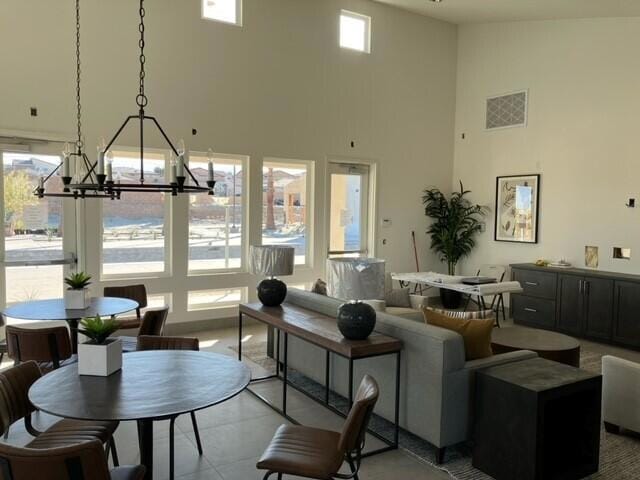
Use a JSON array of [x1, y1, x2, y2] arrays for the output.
[[64, 272, 92, 309], [77, 316, 122, 377], [423, 182, 488, 309]]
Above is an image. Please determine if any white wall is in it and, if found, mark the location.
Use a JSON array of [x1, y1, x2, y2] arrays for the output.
[[0, 0, 457, 323], [454, 17, 640, 276]]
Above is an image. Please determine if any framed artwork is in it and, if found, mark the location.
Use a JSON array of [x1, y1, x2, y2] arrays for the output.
[[495, 174, 540, 243], [585, 246, 599, 268]]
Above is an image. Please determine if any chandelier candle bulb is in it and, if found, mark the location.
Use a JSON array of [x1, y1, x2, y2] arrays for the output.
[[208, 160, 214, 181], [63, 154, 70, 178], [106, 161, 113, 182], [177, 154, 185, 177]]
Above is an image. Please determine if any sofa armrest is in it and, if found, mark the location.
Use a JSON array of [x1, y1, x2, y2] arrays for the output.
[[409, 294, 430, 310], [465, 350, 538, 371]]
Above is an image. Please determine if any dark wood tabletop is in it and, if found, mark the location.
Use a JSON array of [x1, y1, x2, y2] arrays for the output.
[[491, 326, 580, 352], [29, 350, 251, 421], [240, 302, 402, 359], [1, 297, 139, 321]]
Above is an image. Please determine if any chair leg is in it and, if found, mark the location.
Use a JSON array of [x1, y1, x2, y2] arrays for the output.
[[169, 417, 176, 480], [190, 411, 203, 455], [347, 457, 360, 480], [435, 447, 446, 464], [262, 472, 276, 480], [109, 437, 120, 467]]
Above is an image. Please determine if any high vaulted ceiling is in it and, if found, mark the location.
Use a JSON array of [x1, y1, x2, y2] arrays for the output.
[[375, 0, 640, 24]]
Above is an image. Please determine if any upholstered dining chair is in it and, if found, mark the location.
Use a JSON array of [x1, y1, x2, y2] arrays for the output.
[[257, 375, 379, 480], [103, 284, 148, 330], [118, 307, 169, 353], [5, 325, 73, 371], [0, 439, 145, 480], [0, 361, 119, 466], [136, 336, 201, 479]]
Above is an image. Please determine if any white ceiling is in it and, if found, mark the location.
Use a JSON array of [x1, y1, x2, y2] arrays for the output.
[[375, 0, 640, 25]]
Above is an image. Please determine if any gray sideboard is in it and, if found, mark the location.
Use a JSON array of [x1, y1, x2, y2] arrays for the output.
[[511, 263, 640, 349]]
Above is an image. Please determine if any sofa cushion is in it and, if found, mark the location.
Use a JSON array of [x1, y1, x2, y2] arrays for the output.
[[384, 307, 424, 322], [385, 288, 412, 308], [423, 308, 493, 360]]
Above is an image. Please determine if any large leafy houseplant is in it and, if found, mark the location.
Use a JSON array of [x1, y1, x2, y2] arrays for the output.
[[423, 182, 487, 274]]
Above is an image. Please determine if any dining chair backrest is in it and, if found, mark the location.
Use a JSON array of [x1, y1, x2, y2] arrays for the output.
[[0, 439, 141, 480], [5, 326, 72, 369], [136, 336, 199, 352], [0, 361, 41, 437], [337, 375, 379, 455], [103, 284, 148, 319], [137, 307, 169, 337], [477, 264, 506, 282]]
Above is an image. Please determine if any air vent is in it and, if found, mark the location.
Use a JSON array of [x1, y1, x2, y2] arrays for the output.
[[486, 90, 528, 130]]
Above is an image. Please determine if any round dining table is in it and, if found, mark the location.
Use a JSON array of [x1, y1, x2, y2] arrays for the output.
[[1, 297, 139, 353], [29, 350, 251, 480]]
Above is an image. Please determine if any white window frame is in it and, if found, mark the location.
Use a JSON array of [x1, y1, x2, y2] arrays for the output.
[[99, 146, 172, 281], [201, 0, 243, 27], [339, 10, 372, 54], [187, 152, 249, 275], [262, 157, 315, 269]]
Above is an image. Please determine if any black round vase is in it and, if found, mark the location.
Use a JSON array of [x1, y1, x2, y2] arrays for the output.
[[257, 278, 287, 307], [440, 289, 462, 309], [337, 301, 377, 340]]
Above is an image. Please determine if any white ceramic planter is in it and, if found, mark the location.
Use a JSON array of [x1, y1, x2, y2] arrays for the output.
[[64, 288, 90, 309], [78, 338, 122, 377]]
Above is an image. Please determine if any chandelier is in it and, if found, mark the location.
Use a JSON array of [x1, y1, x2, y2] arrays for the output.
[[37, 0, 215, 199]]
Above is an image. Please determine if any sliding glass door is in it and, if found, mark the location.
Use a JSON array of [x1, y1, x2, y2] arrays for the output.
[[0, 145, 77, 308]]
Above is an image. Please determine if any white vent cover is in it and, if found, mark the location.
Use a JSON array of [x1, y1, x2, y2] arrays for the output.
[[486, 90, 528, 130]]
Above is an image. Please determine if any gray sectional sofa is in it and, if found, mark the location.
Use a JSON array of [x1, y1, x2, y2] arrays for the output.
[[283, 288, 537, 460]]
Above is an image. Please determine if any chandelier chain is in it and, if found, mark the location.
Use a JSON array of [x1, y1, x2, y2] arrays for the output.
[[137, 0, 148, 109], [75, 0, 83, 150]]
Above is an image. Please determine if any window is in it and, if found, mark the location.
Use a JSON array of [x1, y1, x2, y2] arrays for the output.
[[101, 150, 168, 277], [188, 287, 247, 311], [202, 0, 242, 26], [188, 153, 247, 272], [262, 159, 313, 266], [339, 10, 371, 53]]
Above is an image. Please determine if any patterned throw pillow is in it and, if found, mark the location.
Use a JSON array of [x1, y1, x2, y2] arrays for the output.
[[385, 288, 412, 308], [428, 307, 495, 320]]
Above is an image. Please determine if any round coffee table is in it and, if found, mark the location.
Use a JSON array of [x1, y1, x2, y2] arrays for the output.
[[29, 350, 251, 480], [491, 327, 581, 367]]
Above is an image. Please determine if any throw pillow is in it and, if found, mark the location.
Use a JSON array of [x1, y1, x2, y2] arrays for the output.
[[422, 308, 494, 360], [385, 288, 412, 308], [311, 279, 328, 296], [429, 307, 495, 320]]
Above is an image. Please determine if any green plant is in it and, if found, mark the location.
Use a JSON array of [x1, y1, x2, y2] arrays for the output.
[[422, 181, 488, 275], [64, 272, 92, 290], [78, 315, 119, 345]]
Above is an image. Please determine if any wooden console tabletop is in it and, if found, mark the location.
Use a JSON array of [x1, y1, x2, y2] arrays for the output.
[[240, 303, 402, 359]]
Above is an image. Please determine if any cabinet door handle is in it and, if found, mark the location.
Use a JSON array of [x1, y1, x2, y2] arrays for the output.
[[524, 307, 538, 313], [578, 280, 583, 294], [525, 282, 538, 286], [585, 281, 590, 295]]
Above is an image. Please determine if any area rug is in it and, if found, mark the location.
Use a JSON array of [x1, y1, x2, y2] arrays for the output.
[[232, 341, 640, 479]]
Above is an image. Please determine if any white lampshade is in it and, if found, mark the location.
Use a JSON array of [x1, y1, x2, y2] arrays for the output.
[[249, 246, 295, 277], [326, 258, 385, 301]]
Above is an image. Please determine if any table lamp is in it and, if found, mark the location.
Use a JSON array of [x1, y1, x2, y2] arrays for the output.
[[250, 245, 295, 306]]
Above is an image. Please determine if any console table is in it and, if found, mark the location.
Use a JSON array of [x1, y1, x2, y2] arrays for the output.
[[511, 263, 640, 349], [238, 302, 402, 456]]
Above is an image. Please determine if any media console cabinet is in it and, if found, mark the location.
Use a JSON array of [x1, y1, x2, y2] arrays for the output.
[[511, 263, 640, 349]]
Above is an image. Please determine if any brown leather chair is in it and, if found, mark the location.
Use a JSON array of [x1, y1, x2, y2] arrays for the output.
[[0, 439, 145, 480], [135, 336, 201, 480], [5, 325, 73, 371], [103, 284, 147, 330], [0, 361, 120, 466], [118, 307, 169, 353], [257, 375, 379, 480]]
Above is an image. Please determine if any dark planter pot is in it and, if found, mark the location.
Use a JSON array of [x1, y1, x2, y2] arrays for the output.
[[337, 301, 376, 340], [257, 278, 287, 307], [440, 288, 462, 309]]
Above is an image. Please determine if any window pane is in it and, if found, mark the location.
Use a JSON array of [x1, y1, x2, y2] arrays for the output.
[[329, 173, 363, 252], [203, 0, 238, 24], [5, 265, 63, 304], [2, 153, 64, 263], [188, 155, 245, 271], [188, 287, 246, 311], [262, 162, 309, 265], [340, 11, 370, 53], [102, 152, 166, 276]]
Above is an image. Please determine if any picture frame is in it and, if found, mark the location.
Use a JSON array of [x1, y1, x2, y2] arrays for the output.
[[494, 174, 540, 243]]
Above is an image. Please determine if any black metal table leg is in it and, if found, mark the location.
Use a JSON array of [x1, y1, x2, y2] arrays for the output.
[[137, 419, 153, 480], [325, 350, 330, 405], [238, 312, 242, 361], [394, 351, 401, 447], [282, 332, 288, 415], [276, 329, 280, 377], [348, 358, 354, 408], [67, 318, 79, 354]]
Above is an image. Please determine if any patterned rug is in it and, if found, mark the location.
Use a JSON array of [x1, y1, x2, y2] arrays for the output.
[[232, 341, 640, 479]]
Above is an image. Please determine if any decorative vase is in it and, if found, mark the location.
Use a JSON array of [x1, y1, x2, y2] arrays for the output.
[[257, 278, 288, 307], [64, 288, 90, 309], [337, 301, 377, 340], [78, 338, 122, 377], [440, 289, 462, 309]]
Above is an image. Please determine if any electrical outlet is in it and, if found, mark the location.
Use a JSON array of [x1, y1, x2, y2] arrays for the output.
[[30, 107, 38, 117]]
